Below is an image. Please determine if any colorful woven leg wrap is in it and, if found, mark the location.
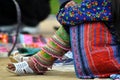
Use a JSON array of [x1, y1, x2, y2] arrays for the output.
[[30, 26, 70, 73]]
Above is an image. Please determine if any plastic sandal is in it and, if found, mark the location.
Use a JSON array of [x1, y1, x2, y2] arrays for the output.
[[9, 51, 29, 63], [7, 61, 34, 75]]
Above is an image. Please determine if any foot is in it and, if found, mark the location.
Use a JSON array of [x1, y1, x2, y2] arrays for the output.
[[7, 60, 47, 75]]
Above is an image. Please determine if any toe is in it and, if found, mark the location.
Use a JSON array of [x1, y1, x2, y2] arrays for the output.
[[7, 63, 15, 71]]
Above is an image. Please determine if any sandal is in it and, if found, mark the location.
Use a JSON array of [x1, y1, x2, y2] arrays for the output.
[[7, 61, 34, 75], [9, 50, 29, 63]]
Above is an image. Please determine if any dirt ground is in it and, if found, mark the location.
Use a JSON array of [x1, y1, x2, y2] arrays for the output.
[[38, 15, 61, 38], [0, 58, 112, 80]]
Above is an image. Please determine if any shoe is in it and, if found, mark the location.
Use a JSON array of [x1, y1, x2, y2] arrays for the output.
[[9, 50, 29, 63], [7, 61, 34, 75]]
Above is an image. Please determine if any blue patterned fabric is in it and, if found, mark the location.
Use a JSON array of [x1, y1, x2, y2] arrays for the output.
[[57, 0, 112, 26]]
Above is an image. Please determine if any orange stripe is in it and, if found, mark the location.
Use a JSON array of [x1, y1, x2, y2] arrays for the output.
[[91, 23, 95, 50], [85, 23, 100, 74]]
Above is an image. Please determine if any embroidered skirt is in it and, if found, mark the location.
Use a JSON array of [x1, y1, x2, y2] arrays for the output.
[[70, 22, 120, 78]]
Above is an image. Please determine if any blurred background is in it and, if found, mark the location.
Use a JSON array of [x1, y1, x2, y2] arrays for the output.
[[0, 1, 81, 80], [0, 0, 81, 57], [0, 0, 81, 37], [40, 0, 81, 37]]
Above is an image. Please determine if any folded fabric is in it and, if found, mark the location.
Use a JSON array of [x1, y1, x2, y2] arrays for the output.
[[19, 34, 47, 48], [0, 46, 8, 57], [17, 48, 40, 56]]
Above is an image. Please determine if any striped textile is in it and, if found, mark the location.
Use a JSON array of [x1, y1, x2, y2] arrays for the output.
[[30, 26, 70, 72], [70, 22, 120, 78]]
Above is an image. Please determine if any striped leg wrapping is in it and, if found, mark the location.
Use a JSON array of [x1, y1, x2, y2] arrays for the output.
[[30, 26, 70, 72]]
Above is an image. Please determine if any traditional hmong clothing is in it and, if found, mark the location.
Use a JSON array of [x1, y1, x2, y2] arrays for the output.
[[57, 0, 112, 26], [57, 0, 120, 78], [30, 26, 70, 72], [29, 0, 120, 79], [70, 22, 120, 78]]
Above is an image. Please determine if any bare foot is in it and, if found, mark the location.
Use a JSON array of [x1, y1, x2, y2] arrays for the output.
[[7, 63, 16, 71]]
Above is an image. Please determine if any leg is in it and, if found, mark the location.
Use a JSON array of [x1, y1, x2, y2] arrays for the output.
[[7, 26, 70, 75]]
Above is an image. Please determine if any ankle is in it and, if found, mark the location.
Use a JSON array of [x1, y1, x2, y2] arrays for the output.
[[27, 60, 47, 74]]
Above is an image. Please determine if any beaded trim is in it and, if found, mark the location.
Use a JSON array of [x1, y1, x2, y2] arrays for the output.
[[51, 37, 70, 51], [42, 45, 65, 58]]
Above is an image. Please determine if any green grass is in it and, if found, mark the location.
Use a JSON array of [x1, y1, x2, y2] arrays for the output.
[[50, 0, 81, 14]]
